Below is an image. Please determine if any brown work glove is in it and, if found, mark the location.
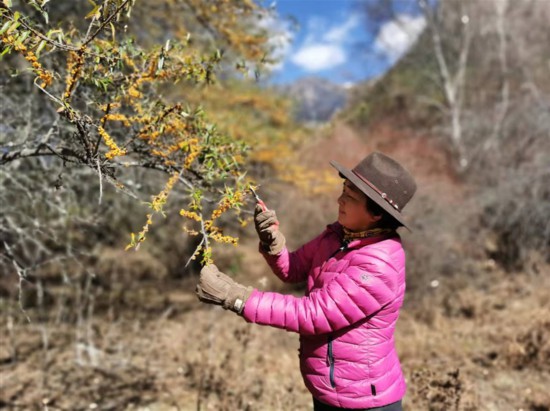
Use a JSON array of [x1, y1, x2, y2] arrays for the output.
[[196, 264, 253, 314], [254, 204, 286, 255]]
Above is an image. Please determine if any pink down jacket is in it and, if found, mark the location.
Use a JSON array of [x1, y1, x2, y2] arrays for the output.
[[242, 222, 407, 409]]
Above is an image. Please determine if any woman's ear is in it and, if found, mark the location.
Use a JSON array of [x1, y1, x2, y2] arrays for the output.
[[371, 213, 383, 223]]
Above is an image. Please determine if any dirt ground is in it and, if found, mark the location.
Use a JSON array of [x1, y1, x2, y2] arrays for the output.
[[1, 124, 549, 411], [1, 243, 549, 411]]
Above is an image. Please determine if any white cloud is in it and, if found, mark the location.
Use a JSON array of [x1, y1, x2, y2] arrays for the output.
[[257, 11, 294, 71], [323, 15, 360, 43], [374, 14, 426, 63], [290, 14, 359, 73], [290, 44, 346, 72]]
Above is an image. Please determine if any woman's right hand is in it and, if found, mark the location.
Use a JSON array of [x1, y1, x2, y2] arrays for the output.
[[254, 204, 286, 255]]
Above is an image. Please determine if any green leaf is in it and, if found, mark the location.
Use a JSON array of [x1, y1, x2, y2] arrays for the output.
[[6, 21, 20, 34], [85, 4, 101, 19], [110, 21, 115, 42], [46, 29, 62, 38], [16, 30, 29, 45], [29, 1, 42, 13], [0, 21, 11, 35], [35, 40, 46, 57], [1, 46, 12, 58]]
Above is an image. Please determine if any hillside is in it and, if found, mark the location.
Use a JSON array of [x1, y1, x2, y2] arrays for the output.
[[281, 76, 348, 124]]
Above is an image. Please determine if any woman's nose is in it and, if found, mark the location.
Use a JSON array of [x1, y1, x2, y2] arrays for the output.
[[337, 194, 344, 205]]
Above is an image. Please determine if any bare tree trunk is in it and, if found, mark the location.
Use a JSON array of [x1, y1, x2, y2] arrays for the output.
[[419, 0, 472, 170], [484, 0, 510, 153]]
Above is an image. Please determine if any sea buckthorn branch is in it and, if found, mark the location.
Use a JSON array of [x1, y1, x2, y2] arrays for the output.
[[0, 4, 123, 58], [126, 169, 182, 251], [2, 0, 285, 268], [81, 0, 133, 47], [178, 183, 255, 263], [0, 23, 53, 87], [179, 203, 213, 268], [63, 47, 87, 101], [0, 5, 81, 52]]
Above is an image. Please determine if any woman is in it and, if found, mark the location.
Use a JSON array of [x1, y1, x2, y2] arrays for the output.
[[196, 152, 416, 411]]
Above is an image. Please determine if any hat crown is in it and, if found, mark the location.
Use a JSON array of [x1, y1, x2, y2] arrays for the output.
[[352, 152, 416, 211]]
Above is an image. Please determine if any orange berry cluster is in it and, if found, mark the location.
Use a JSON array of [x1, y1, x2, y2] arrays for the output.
[[150, 171, 180, 212], [64, 48, 86, 100], [98, 125, 127, 159], [1, 34, 53, 87], [180, 209, 201, 221]]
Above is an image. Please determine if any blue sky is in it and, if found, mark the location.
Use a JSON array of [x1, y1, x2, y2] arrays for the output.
[[263, 0, 426, 86]]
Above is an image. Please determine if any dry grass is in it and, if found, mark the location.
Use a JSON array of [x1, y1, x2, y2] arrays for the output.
[[2, 245, 549, 411], [2, 123, 549, 411]]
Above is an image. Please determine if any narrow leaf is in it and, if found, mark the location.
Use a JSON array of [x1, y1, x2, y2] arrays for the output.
[[1, 46, 12, 57], [6, 21, 20, 34], [35, 40, 46, 57], [85, 5, 100, 19], [29, 1, 42, 13], [0, 21, 11, 35], [17, 30, 29, 44], [110, 21, 115, 43]]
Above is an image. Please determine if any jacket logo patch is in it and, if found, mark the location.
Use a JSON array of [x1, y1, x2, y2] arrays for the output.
[[361, 274, 371, 282]]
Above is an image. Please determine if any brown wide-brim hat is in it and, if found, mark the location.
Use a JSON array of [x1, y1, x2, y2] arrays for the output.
[[330, 152, 417, 228]]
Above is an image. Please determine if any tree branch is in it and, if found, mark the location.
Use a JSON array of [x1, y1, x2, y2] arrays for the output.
[[82, 0, 132, 47]]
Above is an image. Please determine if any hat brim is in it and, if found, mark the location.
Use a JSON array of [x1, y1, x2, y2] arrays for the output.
[[330, 160, 411, 230]]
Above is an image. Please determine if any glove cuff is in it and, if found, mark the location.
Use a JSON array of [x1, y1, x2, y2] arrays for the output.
[[260, 232, 286, 256], [224, 285, 253, 314]]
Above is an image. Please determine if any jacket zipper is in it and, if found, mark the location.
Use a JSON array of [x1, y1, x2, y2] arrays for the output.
[[328, 335, 336, 388], [326, 239, 349, 390], [328, 239, 350, 260]]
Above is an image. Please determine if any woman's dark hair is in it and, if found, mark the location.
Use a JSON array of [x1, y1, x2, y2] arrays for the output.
[[365, 197, 402, 230]]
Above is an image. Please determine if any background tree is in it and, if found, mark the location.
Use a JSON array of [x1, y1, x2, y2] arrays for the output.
[[346, 0, 550, 269]]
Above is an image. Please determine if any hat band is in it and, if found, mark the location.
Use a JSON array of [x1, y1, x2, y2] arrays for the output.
[[352, 170, 400, 211]]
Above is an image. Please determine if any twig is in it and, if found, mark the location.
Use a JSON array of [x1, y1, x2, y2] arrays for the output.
[[2, 6, 81, 51], [97, 157, 103, 205], [82, 0, 132, 47], [84, 14, 97, 41], [184, 237, 205, 269], [33, 80, 65, 107], [2, 241, 32, 323]]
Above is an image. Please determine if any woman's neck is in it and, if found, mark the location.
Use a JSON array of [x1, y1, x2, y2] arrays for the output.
[[342, 226, 394, 241]]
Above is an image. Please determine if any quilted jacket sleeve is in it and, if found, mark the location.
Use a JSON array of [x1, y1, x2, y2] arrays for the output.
[[242, 251, 399, 335], [260, 230, 327, 284]]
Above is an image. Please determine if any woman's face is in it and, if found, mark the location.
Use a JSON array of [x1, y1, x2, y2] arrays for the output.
[[337, 180, 380, 232]]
